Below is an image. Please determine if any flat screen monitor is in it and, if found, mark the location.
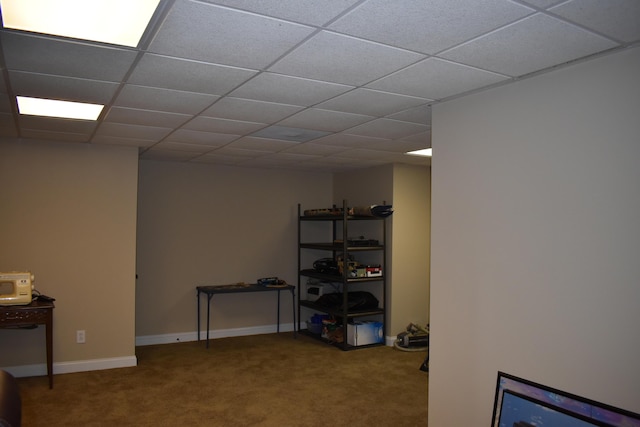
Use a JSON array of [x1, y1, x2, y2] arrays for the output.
[[491, 372, 640, 427]]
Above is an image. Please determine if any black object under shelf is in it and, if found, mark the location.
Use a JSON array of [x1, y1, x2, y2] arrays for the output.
[[299, 299, 385, 318]]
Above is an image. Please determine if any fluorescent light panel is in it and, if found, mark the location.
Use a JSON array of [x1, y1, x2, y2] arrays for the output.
[[406, 148, 432, 157], [0, 0, 161, 47], [17, 96, 104, 120]]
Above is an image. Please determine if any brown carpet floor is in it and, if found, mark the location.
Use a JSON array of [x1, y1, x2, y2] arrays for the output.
[[17, 332, 428, 426]]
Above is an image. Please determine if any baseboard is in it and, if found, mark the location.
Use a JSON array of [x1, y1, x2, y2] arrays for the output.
[[2, 356, 137, 378], [3, 324, 389, 378], [135, 322, 296, 346]]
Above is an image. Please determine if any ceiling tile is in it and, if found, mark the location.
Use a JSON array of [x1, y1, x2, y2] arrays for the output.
[[269, 31, 425, 86], [316, 88, 428, 117], [203, 0, 360, 26], [225, 136, 299, 152], [18, 115, 97, 135], [312, 133, 393, 148], [549, 0, 640, 43], [282, 142, 350, 156], [278, 108, 374, 132], [210, 146, 271, 158], [386, 104, 432, 125], [113, 85, 220, 115], [19, 129, 89, 142], [440, 13, 619, 76], [328, 0, 534, 54], [1, 32, 137, 81], [149, 0, 315, 69], [229, 73, 352, 106], [519, 0, 572, 9], [201, 97, 303, 122], [345, 118, 429, 140], [164, 129, 238, 146], [128, 54, 257, 95], [105, 107, 192, 128], [9, 71, 119, 104], [95, 122, 172, 141], [249, 125, 330, 142], [367, 57, 509, 100], [183, 116, 265, 134], [398, 130, 432, 146]]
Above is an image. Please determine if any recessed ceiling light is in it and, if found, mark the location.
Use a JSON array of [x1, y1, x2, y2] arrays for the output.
[[406, 148, 432, 157], [17, 96, 104, 120], [0, 0, 161, 47]]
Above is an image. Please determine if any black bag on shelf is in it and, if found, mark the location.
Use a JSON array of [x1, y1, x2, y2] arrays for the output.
[[314, 291, 379, 311]]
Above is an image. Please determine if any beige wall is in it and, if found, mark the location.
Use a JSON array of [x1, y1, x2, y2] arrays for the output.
[[0, 138, 429, 374], [135, 160, 332, 339], [390, 164, 430, 333], [0, 141, 138, 371], [429, 46, 640, 426]]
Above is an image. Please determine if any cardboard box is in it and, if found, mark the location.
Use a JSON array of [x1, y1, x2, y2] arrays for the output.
[[347, 321, 384, 346]]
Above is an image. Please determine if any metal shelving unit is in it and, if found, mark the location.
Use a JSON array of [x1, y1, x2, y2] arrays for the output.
[[297, 200, 387, 350]]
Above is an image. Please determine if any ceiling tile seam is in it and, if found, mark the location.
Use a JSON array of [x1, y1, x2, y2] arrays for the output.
[[427, 9, 542, 60], [431, 43, 634, 110], [202, 0, 368, 29], [90, 48, 151, 143], [542, 9, 635, 45], [434, 11, 620, 70], [0, 32, 21, 137], [134, 67, 268, 154], [136, 0, 177, 51]]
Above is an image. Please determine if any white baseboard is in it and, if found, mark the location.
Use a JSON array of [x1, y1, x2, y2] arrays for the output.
[[135, 322, 296, 346], [2, 324, 391, 378], [2, 356, 137, 378]]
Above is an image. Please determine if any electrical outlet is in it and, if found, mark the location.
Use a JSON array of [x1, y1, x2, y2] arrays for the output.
[[76, 330, 86, 344]]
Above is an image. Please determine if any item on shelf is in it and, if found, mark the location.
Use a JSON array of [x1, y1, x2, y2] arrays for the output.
[[345, 237, 380, 247], [314, 291, 379, 311], [322, 319, 343, 343], [347, 321, 384, 346], [312, 258, 339, 275], [306, 313, 328, 334], [336, 254, 358, 278], [305, 282, 325, 301], [257, 277, 289, 287], [351, 204, 394, 218], [365, 265, 382, 277], [303, 203, 393, 218]]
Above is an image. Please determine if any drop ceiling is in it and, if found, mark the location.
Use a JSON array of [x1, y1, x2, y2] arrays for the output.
[[1, 0, 638, 172]]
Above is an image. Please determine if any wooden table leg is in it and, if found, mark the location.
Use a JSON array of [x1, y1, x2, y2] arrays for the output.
[[46, 310, 53, 389]]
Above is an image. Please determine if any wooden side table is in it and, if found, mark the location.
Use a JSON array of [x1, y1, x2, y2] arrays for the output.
[[0, 300, 55, 388]]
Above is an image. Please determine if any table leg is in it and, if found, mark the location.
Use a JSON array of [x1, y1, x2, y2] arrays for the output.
[[277, 290, 281, 333], [197, 290, 200, 342], [291, 288, 296, 338], [46, 310, 53, 389], [206, 294, 213, 349]]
